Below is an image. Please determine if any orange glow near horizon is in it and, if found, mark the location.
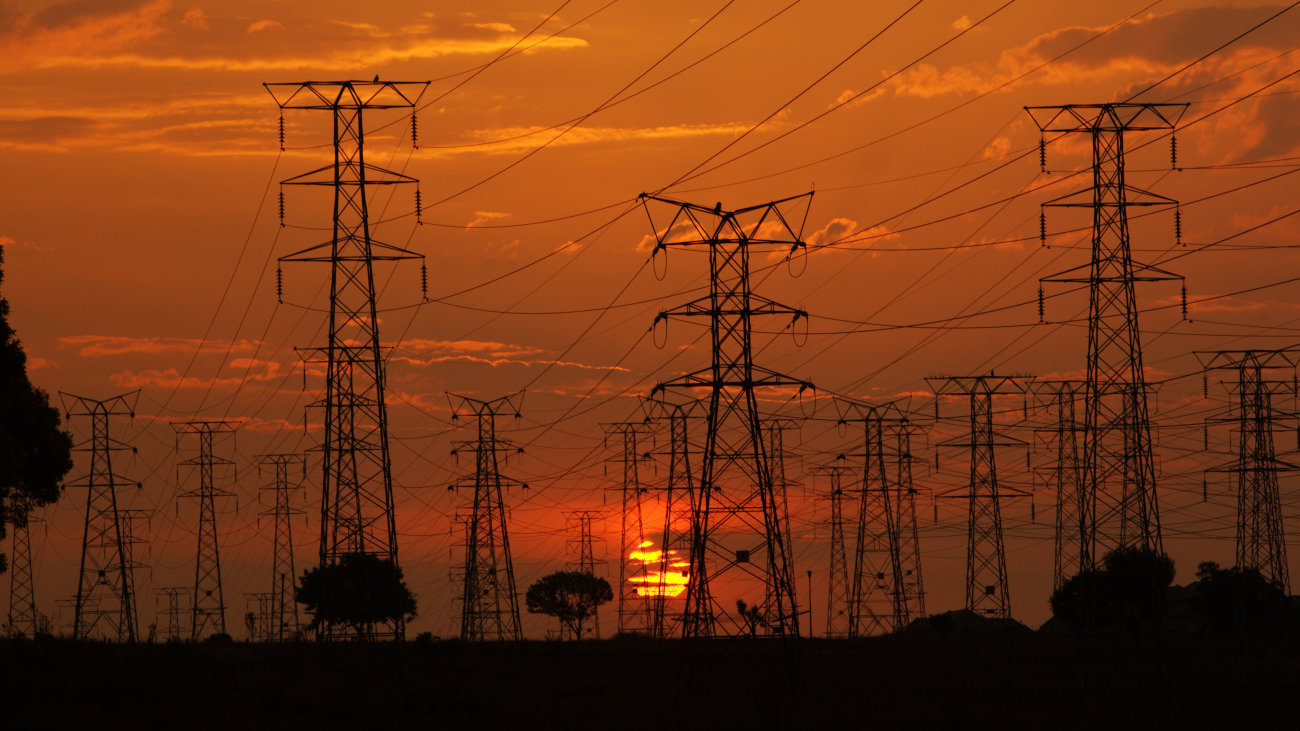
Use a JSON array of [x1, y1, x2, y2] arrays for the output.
[[628, 540, 689, 598]]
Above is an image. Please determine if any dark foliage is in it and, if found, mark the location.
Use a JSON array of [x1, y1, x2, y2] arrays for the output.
[[1050, 546, 1175, 629], [0, 246, 73, 568], [295, 553, 416, 638], [525, 570, 612, 640], [1192, 561, 1293, 635]]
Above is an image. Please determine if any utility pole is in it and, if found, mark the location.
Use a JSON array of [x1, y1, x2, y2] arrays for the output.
[[1032, 381, 1086, 590], [175, 420, 237, 641], [816, 466, 851, 638], [6, 500, 39, 638], [1197, 349, 1298, 591], [61, 391, 142, 642], [268, 80, 429, 641], [155, 588, 185, 643], [837, 400, 905, 636], [645, 396, 701, 639], [1029, 103, 1186, 569], [642, 192, 813, 639], [450, 393, 524, 642], [892, 421, 927, 622], [605, 421, 654, 635], [929, 375, 1029, 619], [259, 454, 305, 641]]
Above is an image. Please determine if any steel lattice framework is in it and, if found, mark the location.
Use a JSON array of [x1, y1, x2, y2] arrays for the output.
[[1198, 350, 1298, 591], [1029, 103, 1186, 569], [836, 400, 905, 636], [1032, 381, 1086, 590], [450, 394, 523, 642], [816, 466, 851, 638], [605, 422, 654, 635], [155, 587, 185, 643], [258, 454, 305, 641], [6, 500, 38, 637], [175, 420, 236, 641], [930, 376, 1028, 619], [642, 193, 813, 639], [892, 421, 927, 622], [564, 510, 604, 639], [268, 80, 428, 641], [646, 396, 701, 639], [61, 391, 141, 642]]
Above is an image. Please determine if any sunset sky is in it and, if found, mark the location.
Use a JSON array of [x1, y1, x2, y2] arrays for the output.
[[3, 0, 1300, 638]]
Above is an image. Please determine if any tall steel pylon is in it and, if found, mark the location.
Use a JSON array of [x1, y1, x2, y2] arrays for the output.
[[268, 80, 429, 641], [175, 420, 236, 641], [61, 391, 141, 642], [892, 421, 927, 622], [258, 454, 305, 641], [450, 393, 523, 642], [1197, 349, 1298, 591], [816, 466, 851, 638], [930, 375, 1028, 619], [1032, 381, 1086, 590], [836, 400, 905, 636], [564, 510, 605, 639], [6, 500, 39, 637], [645, 396, 701, 639], [605, 421, 654, 635], [155, 587, 185, 643], [642, 192, 813, 639], [1029, 103, 1186, 569]]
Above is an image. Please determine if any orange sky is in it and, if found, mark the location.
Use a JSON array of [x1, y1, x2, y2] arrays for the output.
[[3, 0, 1300, 638]]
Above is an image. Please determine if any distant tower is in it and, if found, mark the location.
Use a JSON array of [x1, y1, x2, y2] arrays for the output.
[[175, 420, 237, 641], [642, 193, 813, 639], [1033, 381, 1086, 590], [930, 375, 1028, 619], [1198, 349, 1297, 591], [61, 391, 142, 642], [892, 421, 927, 622], [268, 79, 430, 641], [6, 500, 39, 637], [817, 466, 852, 638], [645, 396, 701, 639], [606, 421, 653, 635], [155, 588, 186, 643], [451, 394, 524, 642], [259, 454, 305, 640], [1030, 103, 1186, 568], [565, 510, 605, 639]]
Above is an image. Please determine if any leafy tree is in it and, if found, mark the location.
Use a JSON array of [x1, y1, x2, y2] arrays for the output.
[[1050, 546, 1175, 629], [295, 553, 417, 639], [0, 246, 73, 573], [525, 570, 612, 640], [1192, 561, 1292, 635]]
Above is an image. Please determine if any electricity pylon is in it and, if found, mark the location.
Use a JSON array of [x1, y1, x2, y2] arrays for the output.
[[836, 399, 905, 636], [642, 192, 813, 639], [1032, 381, 1086, 590], [645, 395, 701, 639], [892, 421, 927, 622], [155, 588, 185, 642], [450, 393, 524, 642], [268, 80, 429, 641], [1029, 103, 1187, 569], [564, 510, 605, 639], [258, 454, 305, 641], [61, 391, 142, 642], [604, 421, 654, 635], [1197, 349, 1298, 591], [6, 500, 39, 638], [816, 465, 851, 638], [175, 420, 237, 641], [929, 375, 1029, 619]]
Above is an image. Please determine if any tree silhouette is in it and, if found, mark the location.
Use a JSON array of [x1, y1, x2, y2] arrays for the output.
[[1192, 561, 1292, 635], [1050, 546, 1175, 630], [0, 246, 73, 573], [295, 553, 416, 639], [525, 571, 612, 640]]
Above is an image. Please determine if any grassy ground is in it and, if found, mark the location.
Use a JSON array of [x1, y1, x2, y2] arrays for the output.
[[3, 630, 1299, 729]]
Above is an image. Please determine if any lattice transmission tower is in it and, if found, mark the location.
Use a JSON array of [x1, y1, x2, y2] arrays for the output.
[[892, 421, 927, 622], [1029, 103, 1187, 569], [1032, 381, 1086, 590], [155, 587, 186, 643], [259, 453, 305, 640], [450, 394, 524, 642], [1197, 349, 1298, 591], [6, 500, 39, 638], [816, 465, 851, 638], [836, 400, 905, 636], [564, 510, 605, 639], [175, 421, 236, 641], [61, 391, 142, 642], [645, 396, 701, 639], [642, 192, 813, 639], [268, 80, 429, 641], [604, 421, 654, 635], [930, 375, 1028, 619]]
